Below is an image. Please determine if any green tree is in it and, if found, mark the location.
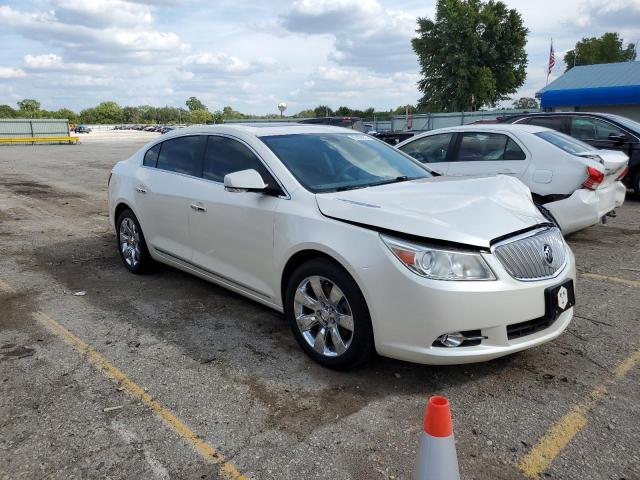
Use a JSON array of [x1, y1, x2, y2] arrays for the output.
[[52, 108, 78, 122], [94, 101, 123, 123], [17, 98, 41, 118], [564, 33, 637, 71], [122, 106, 141, 123], [313, 105, 334, 117], [190, 109, 213, 124], [293, 108, 316, 118], [335, 106, 351, 116], [0, 104, 16, 118], [185, 96, 207, 112], [512, 97, 539, 109], [412, 0, 528, 112]]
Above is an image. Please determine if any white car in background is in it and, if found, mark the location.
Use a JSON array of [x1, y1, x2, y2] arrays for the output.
[[109, 124, 576, 369], [396, 124, 628, 234]]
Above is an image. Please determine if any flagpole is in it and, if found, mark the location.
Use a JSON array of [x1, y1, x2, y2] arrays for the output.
[[546, 38, 553, 86]]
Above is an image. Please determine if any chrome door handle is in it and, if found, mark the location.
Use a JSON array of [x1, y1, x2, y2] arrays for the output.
[[135, 186, 147, 193], [190, 203, 207, 212]]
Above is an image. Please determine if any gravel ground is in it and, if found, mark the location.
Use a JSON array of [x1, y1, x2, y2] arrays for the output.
[[0, 134, 638, 480]]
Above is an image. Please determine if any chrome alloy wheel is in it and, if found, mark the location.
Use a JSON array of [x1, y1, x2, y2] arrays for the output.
[[119, 217, 141, 268], [293, 275, 354, 357]]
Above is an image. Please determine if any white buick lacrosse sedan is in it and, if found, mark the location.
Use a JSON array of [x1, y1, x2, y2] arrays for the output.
[[108, 124, 576, 369]]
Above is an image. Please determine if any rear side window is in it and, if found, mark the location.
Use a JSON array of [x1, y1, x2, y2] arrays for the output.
[[535, 131, 593, 155], [156, 135, 206, 176], [203, 136, 273, 184], [455, 133, 525, 161], [522, 116, 564, 132], [143, 143, 161, 167], [399, 133, 453, 163]]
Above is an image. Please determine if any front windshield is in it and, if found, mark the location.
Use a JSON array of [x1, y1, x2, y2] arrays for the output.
[[535, 130, 593, 155], [260, 133, 431, 193]]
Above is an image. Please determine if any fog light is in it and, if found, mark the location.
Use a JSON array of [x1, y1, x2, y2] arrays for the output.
[[438, 332, 465, 348]]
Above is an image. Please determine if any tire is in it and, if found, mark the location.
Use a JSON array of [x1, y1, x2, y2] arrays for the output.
[[116, 208, 152, 274], [285, 258, 375, 369], [634, 172, 640, 198]]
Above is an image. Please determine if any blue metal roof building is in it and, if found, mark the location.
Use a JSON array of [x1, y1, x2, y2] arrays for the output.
[[536, 62, 640, 121]]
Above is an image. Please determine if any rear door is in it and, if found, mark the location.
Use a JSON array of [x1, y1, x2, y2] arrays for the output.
[[134, 135, 206, 261], [446, 131, 531, 178], [396, 132, 455, 175], [187, 135, 281, 299]]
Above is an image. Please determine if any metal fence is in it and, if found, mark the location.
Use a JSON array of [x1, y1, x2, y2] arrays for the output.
[[366, 109, 538, 132], [222, 109, 538, 132], [0, 119, 72, 145]]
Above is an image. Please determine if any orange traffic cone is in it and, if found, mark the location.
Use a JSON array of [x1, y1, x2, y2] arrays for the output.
[[415, 396, 460, 480]]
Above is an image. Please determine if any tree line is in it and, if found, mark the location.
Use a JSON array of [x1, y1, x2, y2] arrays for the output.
[[0, 96, 541, 125]]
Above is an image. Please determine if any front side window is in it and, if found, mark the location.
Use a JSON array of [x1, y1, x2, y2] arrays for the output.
[[143, 143, 161, 167], [570, 117, 627, 141], [260, 133, 430, 193], [156, 135, 206, 176], [455, 133, 525, 161], [399, 133, 453, 163], [203, 136, 273, 184], [536, 130, 593, 155]]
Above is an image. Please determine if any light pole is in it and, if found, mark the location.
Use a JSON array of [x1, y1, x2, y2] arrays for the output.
[[278, 102, 287, 118]]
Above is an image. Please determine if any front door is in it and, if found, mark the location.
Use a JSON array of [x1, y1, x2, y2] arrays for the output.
[[397, 132, 455, 175], [188, 135, 281, 300]]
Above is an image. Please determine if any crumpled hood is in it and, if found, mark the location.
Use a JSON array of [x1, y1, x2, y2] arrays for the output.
[[315, 175, 546, 248]]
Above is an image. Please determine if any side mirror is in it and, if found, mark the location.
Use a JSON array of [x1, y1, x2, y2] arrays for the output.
[[223, 169, 267, 192], [608, 133, 627, 145]]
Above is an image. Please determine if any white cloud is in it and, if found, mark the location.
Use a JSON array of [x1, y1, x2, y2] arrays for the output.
[[51, 0, 153, 29], [0, 67, 27, 79], [183, 52, 276, 75], [24, 54, 104, 73], [279, 0, 418, 73]]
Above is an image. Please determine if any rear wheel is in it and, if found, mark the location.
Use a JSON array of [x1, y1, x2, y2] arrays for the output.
[[285, 259, 374, 369], [634, 171, 640, 197], [116, 209, 151, 273]]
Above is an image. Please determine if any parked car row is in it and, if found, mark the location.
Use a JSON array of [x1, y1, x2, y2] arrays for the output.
[[109, 123, 580, 369], [114, 124, 179, 134]]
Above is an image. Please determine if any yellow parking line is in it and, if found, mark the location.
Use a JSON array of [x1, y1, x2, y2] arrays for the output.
[[33, 311, 248, 479], [517, 350, 640, 478], [1, 279, 246, 477], [581, 272, 640, 288]]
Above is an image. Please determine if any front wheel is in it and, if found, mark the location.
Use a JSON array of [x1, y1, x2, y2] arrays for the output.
[[285, 258, 374, 369], [116, 209, 152, 273]]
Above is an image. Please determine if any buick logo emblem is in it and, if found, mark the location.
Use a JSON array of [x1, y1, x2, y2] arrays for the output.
[[543, 244, 553, 264]]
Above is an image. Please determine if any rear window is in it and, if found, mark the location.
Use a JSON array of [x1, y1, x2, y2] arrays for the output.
[[535, 131, 593, 155]]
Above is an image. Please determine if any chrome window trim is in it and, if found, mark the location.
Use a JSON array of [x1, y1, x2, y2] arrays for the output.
[[139, 132, 291, 200]]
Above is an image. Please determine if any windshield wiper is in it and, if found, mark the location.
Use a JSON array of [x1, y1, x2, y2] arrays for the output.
[[364, 176, 413, 187], [332, 176, 415, 192]]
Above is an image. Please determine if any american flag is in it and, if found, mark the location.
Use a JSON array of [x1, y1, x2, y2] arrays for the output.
[[547, 40, 555, 76]]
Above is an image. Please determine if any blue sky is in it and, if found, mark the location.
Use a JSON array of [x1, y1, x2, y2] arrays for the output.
[[0, 0, 639, 114]]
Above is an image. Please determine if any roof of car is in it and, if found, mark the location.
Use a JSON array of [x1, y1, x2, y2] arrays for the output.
[[420, 123, 549, 134], [160, 123, 356, 138]]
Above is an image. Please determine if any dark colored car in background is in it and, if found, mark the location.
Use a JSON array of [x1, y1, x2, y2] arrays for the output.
[[74, 125, 92, 134], [497, 112, 640, 194]]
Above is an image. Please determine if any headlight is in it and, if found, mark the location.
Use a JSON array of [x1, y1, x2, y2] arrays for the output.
[[381, 235, 496, 281]]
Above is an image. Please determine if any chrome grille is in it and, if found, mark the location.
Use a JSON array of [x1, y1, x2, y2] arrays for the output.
[[493, 227, 567, 281]]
